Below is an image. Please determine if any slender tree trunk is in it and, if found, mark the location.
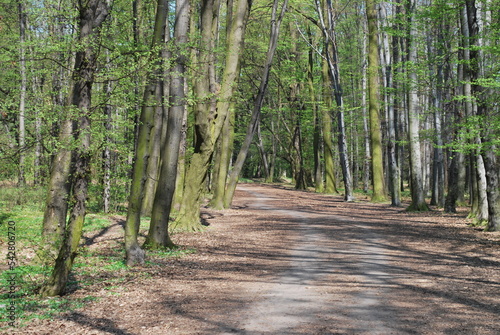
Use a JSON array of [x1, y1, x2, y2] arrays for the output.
[[144, 0, 189, 249], [429, 30, 445, 208], [406, 0, 428, 211], [361, 37, 371, 195], [173, 100, 188, 210], [256, 122, 271, 181], [40, 0, 111, 296], [17, 0, 27, 187], [317, 0, 354, 201], [210, 102, 234, 209], [460, 2, 488, 223], [381, 2, 401, 206], [40, 117, 73, 262], [125, 0, 169, 265], [141, 88, 166, 216], [102, 51, 113, 214], [366, 0, 387, 202], [39, 0, 77, 262]]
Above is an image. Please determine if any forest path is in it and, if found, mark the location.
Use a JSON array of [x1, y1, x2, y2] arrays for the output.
[[220, 185, 402, 334]]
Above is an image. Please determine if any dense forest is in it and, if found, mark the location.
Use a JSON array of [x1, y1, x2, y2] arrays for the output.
[[0, 0, 499, 297]]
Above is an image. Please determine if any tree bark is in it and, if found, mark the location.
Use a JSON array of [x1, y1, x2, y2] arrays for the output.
[[466, 0, 499, 231], [40, 0, 111, 296], [173, 0, 250, 226], [382, 1, 401, 206], [17, 0, 27, 187], [406, 0, 428, 211], [124, 0, 169, 265], [365, 0, 387, 202], [317, 0, 354, 201], [144, 0, 189, 249], [321, 58, 338, 194]]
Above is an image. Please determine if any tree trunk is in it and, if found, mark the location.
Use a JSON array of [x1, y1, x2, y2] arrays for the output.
[[429, 30, 445, 208], [317, 0, 354, 201], [40, 0, 111, 296], [210, 101, 234, 209], [382, 1, 401, 206], [125, 0, 169, 265], [210, 2, 239, 208], [406, 0, 428, 211], [365, 0, 387, 202], [460, 2, 488, 223], [40, 117, 73, 262], [176, 0, 251, 228], [17, 0, 27, 187], [466, 0, 499, 231], [321, 58, 338, 194], [144, 0, 189, 249], [102, 52, 113, 214], [141, 88, 166, 216]]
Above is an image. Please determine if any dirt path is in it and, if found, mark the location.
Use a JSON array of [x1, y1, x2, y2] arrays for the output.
[[8, 184, 500, 334]]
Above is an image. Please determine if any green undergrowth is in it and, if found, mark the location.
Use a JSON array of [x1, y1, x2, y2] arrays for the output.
[[0, 203, 196, 330]]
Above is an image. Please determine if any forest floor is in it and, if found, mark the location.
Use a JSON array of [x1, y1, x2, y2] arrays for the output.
[[4, 183, 500, 334]]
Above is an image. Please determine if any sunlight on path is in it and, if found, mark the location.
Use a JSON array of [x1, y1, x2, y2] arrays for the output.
[[223, 185, 404, 335]]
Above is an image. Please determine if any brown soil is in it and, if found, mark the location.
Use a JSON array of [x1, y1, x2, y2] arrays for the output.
[[5, 184, 500, 334]]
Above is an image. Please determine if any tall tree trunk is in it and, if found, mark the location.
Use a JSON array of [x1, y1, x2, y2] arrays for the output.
[[40, 1, 79, 262], [429, 30, 445, 208], [460, 3, 488, 223], [382, 1, 401, 206], [321, 58, 338, 194], [317, 0, 354, 201], [361, 32, 371, 195], [17, 0, 27, 187], [176, 0, 251, 229], [406, 0, 428, 211], [102, 51, 113, 214], [210, 103, 234, 209], [365, 0, 387, 202], [124, 0, 169, 265], [40, 117, 73, 262], [40, 0, 111, 296], [308, 31, 323, 193], [144, 0, 189, 249], [466, 0, 499, 231], [210, 3, 238, 209], [141, 89, 167, 216]]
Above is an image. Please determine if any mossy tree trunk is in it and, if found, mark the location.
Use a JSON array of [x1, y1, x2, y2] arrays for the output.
[[40, 0, 111, 296], [40, 118, 73, 263], [365, 0, 387, 202], [210, 104, 234, 210], [144, 0, 190, 249], [124, 0, 169, 265], [176, 0, 251, 228], [321, 59, 338, 195]]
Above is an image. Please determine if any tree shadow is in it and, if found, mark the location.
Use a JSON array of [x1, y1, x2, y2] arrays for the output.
[[63, 311, 136, 335]]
